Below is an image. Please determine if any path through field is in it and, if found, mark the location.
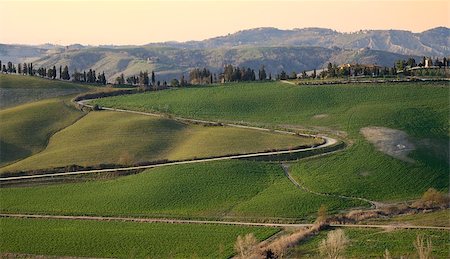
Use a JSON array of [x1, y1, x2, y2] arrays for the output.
[[0, 100, 340, 181], [280, 163, 386, 209], [1, 213, 448, 231]]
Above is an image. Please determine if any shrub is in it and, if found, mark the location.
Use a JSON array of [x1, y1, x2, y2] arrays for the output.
[[413, 188, 449, 209], [414, 235, 433, 259], [318, 229, 349, 259], [316, 204, 328, 224], [234, 233, 257, 258]]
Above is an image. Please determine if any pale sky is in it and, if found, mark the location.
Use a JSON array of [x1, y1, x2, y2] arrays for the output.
[[0, 0, 448, 45]]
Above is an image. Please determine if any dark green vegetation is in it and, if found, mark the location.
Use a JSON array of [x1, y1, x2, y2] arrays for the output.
[[0, 217, 278, 258], [293, 228, 450, 258], [0, 160, 364, 219], [95, 81, 449, 201], [0, 74, 87, 108]]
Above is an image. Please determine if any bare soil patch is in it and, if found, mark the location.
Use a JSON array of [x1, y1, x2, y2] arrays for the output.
[[313, 114, 329, 119], [360, 126, 415, 163]]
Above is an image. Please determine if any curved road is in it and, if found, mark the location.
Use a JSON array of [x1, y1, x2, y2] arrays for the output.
[[0, 100, 338, 181], [281, 163, 385, 209]]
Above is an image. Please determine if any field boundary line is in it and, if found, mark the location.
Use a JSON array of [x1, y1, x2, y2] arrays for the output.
[[1, 213, 448, 230]]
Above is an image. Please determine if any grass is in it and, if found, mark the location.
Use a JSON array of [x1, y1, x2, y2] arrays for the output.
[[292, 227, 450, 258], [93, 81, 449, 201], [0, 217, 278, 258], [0, 160, 365, 220], [1, 110, 319, 172], [288, 141, 449, 201], [93, 82, 449, 138], [0, 74, 88, 108], [0, 97, 84, 167], [362, 209, 450, 227]]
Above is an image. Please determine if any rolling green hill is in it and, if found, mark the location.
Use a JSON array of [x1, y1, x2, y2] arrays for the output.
[[0, 74, 88, 108], [1, 110, 319, 173], [0, 217, 278, 258], [0, 97, 84, 167], [94, 81, 449, 201], [0, 160, 364, 219]]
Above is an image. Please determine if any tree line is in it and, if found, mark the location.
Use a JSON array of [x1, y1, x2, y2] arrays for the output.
[[0, 60, 107, 85]]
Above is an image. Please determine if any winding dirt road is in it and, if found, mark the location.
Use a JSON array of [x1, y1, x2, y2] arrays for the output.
[[0, 100, 339, 181]]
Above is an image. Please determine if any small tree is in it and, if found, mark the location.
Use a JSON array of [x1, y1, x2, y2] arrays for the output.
[[316, 204, 328, 224], [413, 188, 448, 209], [319, 229, 349, 259], [414, 235, 433, 259], [234, 233, 257, 258]]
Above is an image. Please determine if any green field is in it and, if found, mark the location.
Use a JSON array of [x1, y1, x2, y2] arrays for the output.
[[292, 228, 450, 258], [0, 97, 84, 167], [94, 82, 449, 201], [0, 217, 278, 258], [363, 209, 450, 227], [0, 74, 88, 108], [1, 110, 318, 172], [0, 160, 365, 219]]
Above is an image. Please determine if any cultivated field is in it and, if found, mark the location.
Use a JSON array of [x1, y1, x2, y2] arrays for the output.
[[0, 217, 278, 258], [292, 228, 450, 258], [0, 97, 84, 167], [1, 110, 318, 173], [0, 160, 364, 219], [1, 77, 448, 258], [94, 81, 449, 201], [0, 74, 88, 108]]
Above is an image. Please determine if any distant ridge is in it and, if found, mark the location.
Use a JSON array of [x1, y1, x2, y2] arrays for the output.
[[0, 27, 447, 81]]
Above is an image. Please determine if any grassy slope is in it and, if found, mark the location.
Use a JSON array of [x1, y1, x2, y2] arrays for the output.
[[362, 209, 450, 227], [0, 97, 84, 167], [0, 217, 278, 258], [0, 74, 88, 108], [94, 82, 449, 201], [1, 111, 318, 172], [0, 160, 364, 219], [293, 228, 450, 258]]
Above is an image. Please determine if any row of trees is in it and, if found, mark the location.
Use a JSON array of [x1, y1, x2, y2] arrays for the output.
[[72, 69, 107, 84], [114, 70, 164, 89], [185, 65, 271, 86], [222, 64, 257, 82], [0, 60, 107, 85]]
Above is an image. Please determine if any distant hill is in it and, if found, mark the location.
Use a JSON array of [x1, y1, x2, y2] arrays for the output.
[[0, 27, 446, 81], [151, 27, 450, 56]]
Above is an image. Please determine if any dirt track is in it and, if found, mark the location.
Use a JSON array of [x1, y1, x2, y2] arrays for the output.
[[0, 101, 339, 181], [1, 213, 448, 231]]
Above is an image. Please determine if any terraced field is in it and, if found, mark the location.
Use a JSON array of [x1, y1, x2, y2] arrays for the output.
[[94, 82, 449, 201], [1, 110, 318, 173], [0, 217, 278, 258], [0, 160, 364, 219]]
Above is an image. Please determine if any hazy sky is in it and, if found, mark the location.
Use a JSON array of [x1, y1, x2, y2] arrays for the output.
[[1, 0, 448, 45]]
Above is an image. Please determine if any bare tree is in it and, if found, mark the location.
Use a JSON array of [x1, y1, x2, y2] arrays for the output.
[[319, 229, 349, 259], [234, 233, 257, 258], [383, 249, 392, 259], [414, 235, 433, 259]]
